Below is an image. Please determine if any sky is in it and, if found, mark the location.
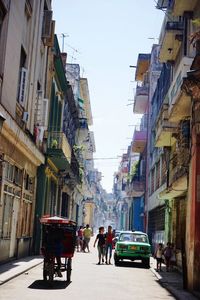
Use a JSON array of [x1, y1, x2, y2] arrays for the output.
[[52, 0, 164, 193]]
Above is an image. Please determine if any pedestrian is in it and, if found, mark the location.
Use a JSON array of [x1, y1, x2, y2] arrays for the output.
[[77, 226, 84, 252], [105, 225, 114, 264], [170, 243, 176, 270], [93, 226, 106, 264], [154, 243, 164, 272], [164, 242, 172, 272], [83, 224, 92, 252]]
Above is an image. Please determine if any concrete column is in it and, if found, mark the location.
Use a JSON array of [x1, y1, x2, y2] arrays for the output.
[[187, 128, 200, 291]]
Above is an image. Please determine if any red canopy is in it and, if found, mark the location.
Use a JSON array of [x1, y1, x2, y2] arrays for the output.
[[40, 215, 76, 225]]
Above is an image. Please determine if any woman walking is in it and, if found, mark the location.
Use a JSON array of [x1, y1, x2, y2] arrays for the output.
[[94, 227, 105, 264]]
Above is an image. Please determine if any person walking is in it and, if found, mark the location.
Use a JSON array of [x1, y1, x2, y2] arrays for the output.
[[105, 225, 114, 264], [93, 227, 106, 264], [77, 226, 84, 252], [83, 224, 92, 252], [164, 242, 172, 272], [170, 243, 176, 270], [154, 243, 164, 272]]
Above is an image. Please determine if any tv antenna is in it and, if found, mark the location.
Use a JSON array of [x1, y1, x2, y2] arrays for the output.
[[58, 33, 69, 52]]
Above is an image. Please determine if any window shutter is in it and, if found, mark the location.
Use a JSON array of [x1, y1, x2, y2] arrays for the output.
[[41, 98, 49, 128]]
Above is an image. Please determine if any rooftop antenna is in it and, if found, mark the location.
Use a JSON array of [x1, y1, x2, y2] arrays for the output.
[[58, 33, 69, 52], [64, 42, 81, 63], [81, 67, 85, 77], [148, 37, 159, 42]]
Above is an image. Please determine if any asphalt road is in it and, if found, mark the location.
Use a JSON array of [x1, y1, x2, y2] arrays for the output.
[[0, 243, 175, 300]]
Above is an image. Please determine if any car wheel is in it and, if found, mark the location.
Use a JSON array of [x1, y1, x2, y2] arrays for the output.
[[142, 258, 150, 268], [114, 254, 120, 266]]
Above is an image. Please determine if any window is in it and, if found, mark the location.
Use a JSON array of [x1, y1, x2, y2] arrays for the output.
[[151, 168, 155, 194], [24, 172, 34, 192], [17, 47, 27, 106], [0, 1, 6, 37], [14, 166, 23, 186], [4, 162, 14, 182], [21, 199, 32, 236], [161, 155, 167, 185], [156, 160, 161, 190], [1, 193, 13, 238]]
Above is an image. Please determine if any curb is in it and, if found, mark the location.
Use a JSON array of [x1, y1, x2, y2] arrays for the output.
[[150, 267, 198, 300], [0, 260, 43, 286]]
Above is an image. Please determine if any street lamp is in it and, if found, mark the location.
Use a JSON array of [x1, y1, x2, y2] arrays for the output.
[[0, 112, 5, 135]]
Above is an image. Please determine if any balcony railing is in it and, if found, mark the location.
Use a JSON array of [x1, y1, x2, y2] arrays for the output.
[[155, 105, 178, 147], [70, 150, 81, 183], [168, 153, 188, 187], [159, 14, 183, 62], [126, 177, 145, 197], [133, 85, 149, 114], [132, 130, 147, 153], [47, 131, 71, 170], [135, 54, 151, 81], [156, 0, 174, 10], [151, 63, 172, 126]]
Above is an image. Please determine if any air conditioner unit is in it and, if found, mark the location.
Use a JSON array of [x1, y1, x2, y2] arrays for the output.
[[42, 10, 52, 38], [45, 20, 55, 47], [22, 111, 29, 123], [18, 67, 28, 107]]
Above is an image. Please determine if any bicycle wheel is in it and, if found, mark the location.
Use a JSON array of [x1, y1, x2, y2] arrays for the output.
[[66, 258, 72, 282]]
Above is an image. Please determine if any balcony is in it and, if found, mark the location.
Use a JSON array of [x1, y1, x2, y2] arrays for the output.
[[126, 180, 145, 197], [156, 0, 171, 10], [133, 85, 149, 114], [159, 16, 183, 62], [68, 150, 81, 185], [132, 129, 147, 153], [171, 0, 198, 16], [168, 56, 193, 122], [135, 54, 151, 81], [156, 0, 174, 10], [155, 105, 177, 147], [47, 131, 71, 170], [159, 152, 188, 199]]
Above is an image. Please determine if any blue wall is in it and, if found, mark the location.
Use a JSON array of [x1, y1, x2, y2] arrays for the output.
[[131, 197, 144, 232]]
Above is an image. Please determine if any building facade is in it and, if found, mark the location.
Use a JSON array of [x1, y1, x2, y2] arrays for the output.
[[0, 0, 53, 261]]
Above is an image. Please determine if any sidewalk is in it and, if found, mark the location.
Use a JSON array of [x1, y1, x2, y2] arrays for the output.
[[0, 256, 43, 285], [150, 257, 200, 300]]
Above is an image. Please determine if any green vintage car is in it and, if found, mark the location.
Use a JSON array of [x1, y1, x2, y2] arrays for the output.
[[114, 231, 151, 267]]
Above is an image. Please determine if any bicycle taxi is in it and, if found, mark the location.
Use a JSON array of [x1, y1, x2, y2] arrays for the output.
[[40, 215, 77, 282]]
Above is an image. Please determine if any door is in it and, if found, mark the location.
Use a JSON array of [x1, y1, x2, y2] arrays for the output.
[[61, 193, 69, 218], [9, 197, 19, 258]]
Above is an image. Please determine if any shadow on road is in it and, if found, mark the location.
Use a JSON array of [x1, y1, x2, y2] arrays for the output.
[[28, 280, 71, 290], [115, 261, 149, 269]]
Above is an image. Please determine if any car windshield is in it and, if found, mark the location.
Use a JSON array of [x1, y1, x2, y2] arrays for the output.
[[119, 233, 148, 243]]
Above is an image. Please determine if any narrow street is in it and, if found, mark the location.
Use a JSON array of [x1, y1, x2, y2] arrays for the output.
[[0, 242, 175, 300]]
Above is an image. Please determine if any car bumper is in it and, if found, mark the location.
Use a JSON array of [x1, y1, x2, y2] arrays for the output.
[[115, 251, 150, 259]]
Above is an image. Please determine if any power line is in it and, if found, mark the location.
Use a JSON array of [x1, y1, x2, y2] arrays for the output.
[[93, 157, 121, 160]]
